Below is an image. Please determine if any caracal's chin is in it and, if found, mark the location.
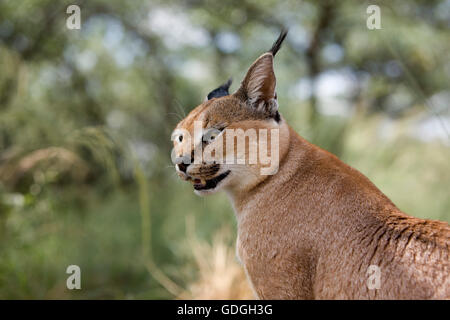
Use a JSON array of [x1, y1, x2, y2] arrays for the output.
[[192, 170, 231, 196]]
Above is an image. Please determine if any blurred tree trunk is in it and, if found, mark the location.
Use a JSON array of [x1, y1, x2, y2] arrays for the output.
[[305, 0, 335, 127]]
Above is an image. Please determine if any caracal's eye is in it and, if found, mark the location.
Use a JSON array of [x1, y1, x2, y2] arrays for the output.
[[171, 131, 184, 143], [203, 128, 222, 144]]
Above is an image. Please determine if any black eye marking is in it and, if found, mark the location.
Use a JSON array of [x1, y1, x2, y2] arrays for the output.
[[274, 111, 281, 123], [207, 78, 232, 100]]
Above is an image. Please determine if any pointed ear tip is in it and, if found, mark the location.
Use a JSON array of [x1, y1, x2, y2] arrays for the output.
[[254, 52, 274, 63], [225, 78, 232, 87], [269, 29, 288, 57], [207, 78, 233, 100]]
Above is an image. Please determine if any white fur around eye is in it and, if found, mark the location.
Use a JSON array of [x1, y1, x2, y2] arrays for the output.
[[203, 128, 222, 144], [171, 129, 188, 144], [173, 134, 183, 143]]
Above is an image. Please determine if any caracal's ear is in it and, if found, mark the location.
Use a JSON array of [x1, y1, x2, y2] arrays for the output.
[[205, 78, 232, 101], [234, 29, 287, 120]]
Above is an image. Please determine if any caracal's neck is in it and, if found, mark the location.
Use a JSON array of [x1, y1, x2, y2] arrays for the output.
[[226, 120, 300, 214], [227, 121, 399, 226]]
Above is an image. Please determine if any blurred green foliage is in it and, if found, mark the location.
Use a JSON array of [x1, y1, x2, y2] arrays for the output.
[[0, 0, 449, 298]]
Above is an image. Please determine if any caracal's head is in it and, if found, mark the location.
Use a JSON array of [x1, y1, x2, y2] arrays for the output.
[[171, 31, 290, 196]]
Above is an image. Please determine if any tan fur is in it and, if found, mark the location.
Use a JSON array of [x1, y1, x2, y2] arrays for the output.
[[173, 41, 450, 300]]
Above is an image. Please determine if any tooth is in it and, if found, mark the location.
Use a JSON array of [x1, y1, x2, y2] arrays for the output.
[[201, 178, 206, 185]]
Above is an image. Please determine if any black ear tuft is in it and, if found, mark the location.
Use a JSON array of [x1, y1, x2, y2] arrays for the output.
[[207, 78, 232, 100], [269, 29, 288, 57]]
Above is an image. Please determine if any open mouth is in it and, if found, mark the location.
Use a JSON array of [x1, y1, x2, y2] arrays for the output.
[[192, 171, 231, 191]]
